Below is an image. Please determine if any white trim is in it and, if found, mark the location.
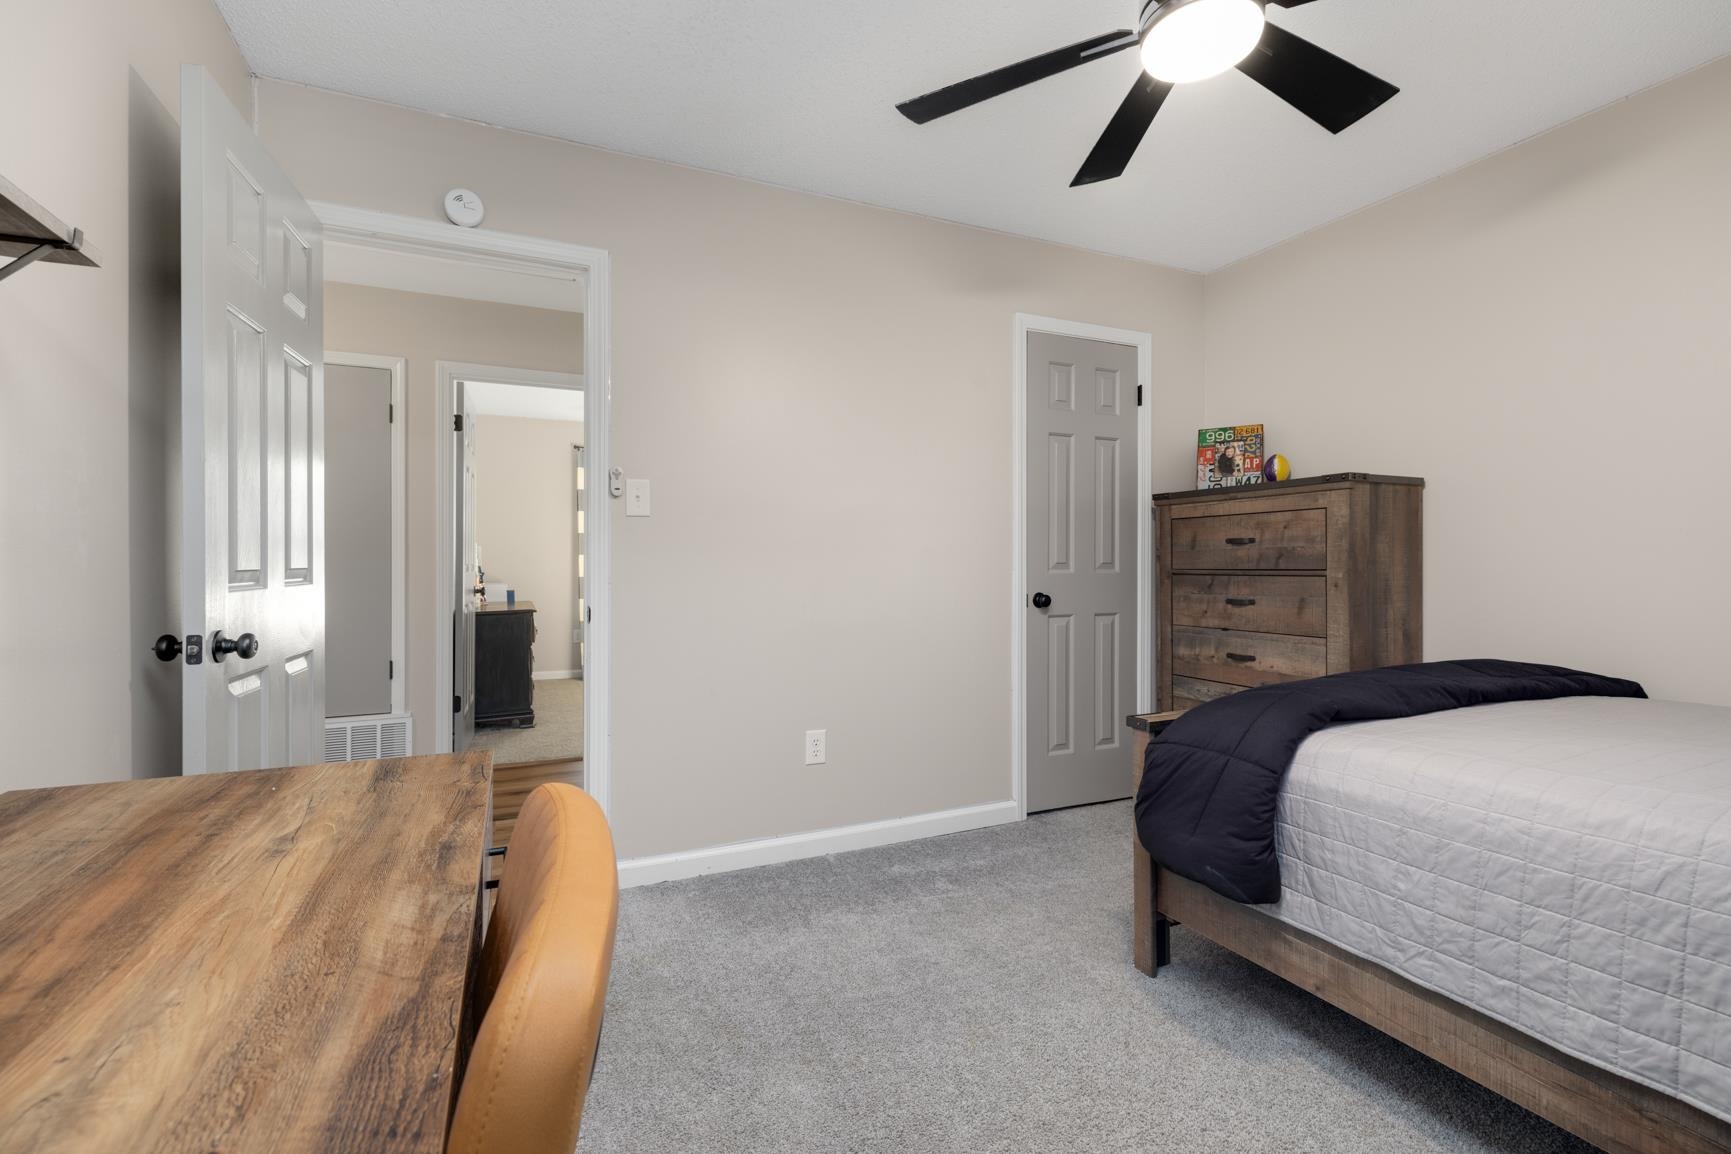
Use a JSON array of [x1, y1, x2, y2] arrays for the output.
[[314, 202, 591, 285], [441, 363, 582, 391], [616, 800, 1021, 888], [460, 365, 585, 392], [1010, 314, 1154, 818], [324, 351, 408, 720], [311, 202, 615, 820], [532, 669, 581, 680]]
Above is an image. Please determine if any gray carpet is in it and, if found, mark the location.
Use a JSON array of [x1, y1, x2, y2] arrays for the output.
[[580, 801, 1596, 1154], [471, 677, 583, 765]]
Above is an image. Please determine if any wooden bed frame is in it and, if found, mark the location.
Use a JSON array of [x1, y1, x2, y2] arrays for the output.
[[1128, 718, 1731, 1154]]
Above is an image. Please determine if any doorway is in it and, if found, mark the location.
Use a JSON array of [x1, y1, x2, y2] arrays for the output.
[[312, 202, 615, 820], [446, 366, 586, 788], [322, 353, 407, 751], [1012, 315, 1153, 815]]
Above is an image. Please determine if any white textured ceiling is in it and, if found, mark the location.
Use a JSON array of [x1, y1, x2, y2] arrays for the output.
[[221, 0, 1731, 272]]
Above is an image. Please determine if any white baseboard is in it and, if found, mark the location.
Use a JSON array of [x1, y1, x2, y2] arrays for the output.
[[616, 799, 1022, 888], [532, 670, 581, 680]]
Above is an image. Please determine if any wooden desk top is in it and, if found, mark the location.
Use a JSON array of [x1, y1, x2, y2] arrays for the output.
[[0, 753, 492, 1154]]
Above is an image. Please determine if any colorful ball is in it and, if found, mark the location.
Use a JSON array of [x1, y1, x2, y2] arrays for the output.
[[1263, 453, 1291, 483]]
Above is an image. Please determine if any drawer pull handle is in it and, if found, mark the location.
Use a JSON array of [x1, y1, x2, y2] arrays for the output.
[[1226, 652, 1257, 663], [1224, 597, 1257, 607], [1224, 536, 1257, 546]]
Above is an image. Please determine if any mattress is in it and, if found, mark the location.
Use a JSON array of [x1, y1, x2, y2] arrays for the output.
[[1268, 696, 1731, 1122]]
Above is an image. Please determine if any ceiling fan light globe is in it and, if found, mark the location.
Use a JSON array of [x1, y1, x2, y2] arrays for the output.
[[1140, 0, 1266, 85]]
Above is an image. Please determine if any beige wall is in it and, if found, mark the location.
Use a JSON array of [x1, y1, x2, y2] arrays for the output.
[[259, 80, 1206, 858], [323, 283, 583, 733], [0, 1, 251, 790], [1203, 57, 1731, 707], [473, 416, 585, 676], [3, 2, 1716, 852]]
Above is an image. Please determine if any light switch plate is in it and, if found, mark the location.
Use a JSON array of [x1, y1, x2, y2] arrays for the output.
[[626, 478, 651, 517]]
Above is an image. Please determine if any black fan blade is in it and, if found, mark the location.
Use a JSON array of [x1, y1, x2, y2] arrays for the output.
[[1071, 74, 1173, 187], [1235, 23, 1398, 134], [1265, 0, 1326, 6], [897, 30, 1137, 124]]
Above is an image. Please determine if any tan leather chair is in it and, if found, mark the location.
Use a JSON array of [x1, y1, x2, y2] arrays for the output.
[[449, 783, 618, 1154]]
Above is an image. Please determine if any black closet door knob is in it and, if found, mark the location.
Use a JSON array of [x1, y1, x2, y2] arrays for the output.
[[152, 634, 182, 662], [1031, 592, 1052, 609], [211, 631, 260, 661]]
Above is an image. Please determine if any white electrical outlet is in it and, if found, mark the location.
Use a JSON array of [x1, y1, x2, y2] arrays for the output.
[[804, 729, 827, 766]]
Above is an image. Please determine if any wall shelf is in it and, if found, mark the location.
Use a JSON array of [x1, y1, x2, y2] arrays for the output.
[[0, 174, 100, 283]]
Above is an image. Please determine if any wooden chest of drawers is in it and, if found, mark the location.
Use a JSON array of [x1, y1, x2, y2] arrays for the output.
[[1154, 474, 1423, 712], [476, 601, 537, 728]]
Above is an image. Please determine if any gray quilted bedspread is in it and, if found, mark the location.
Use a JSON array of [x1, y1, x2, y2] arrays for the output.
[[1269, 696, 1731, 1122]]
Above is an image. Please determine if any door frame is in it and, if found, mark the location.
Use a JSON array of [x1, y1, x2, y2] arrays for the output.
[[324, 351, 408, 719], [436, 360, 585, 680], [310, 202, 615, 818], [1010, 314, 1154, 818]]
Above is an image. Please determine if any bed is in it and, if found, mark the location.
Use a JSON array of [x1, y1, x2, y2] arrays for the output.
[[1129, 689, 1731, 1154]]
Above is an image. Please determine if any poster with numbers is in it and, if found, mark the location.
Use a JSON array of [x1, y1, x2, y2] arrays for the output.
[[1197, 425, 1265, 489]]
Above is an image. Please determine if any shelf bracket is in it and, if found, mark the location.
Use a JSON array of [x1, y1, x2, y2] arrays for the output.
[[0, 226, 87, 285], [0, 240, 59, 284]]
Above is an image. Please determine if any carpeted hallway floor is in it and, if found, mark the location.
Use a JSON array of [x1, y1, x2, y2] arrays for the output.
[[580, 801, 1594, 1154], [471, 677, 583, 765]]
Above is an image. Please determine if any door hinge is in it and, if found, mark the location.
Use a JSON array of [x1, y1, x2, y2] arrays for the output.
[[388, 401, 395, 424], [1137, 384, 1144, 407], [454, 694, 463, 713], [388, 659, 394, 680], [453, 413, 464, 432]]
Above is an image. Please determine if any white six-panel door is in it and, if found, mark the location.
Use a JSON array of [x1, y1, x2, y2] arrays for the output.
[[1026, 332, 1139, 812], [181, 65, 325, 773]]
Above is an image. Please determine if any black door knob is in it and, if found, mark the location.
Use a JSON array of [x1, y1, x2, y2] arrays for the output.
[[211, 631, 259, 662], [152, 634, 183, 662], [1031, 592, 1052, 609]]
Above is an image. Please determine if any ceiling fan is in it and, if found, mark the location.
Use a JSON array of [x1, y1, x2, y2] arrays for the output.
[[896, 0, 1399, 186]]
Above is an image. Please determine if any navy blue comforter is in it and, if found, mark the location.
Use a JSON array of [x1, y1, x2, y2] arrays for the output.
[[1134, 659, 1646, 904]]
